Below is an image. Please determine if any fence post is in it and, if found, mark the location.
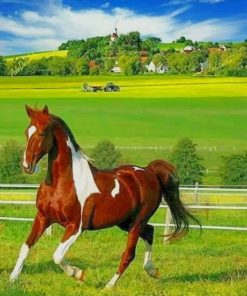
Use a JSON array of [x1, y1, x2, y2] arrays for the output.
[[194, 182, 199, 204], [45, 225, 52, 236], [163, 208, 172, 244]]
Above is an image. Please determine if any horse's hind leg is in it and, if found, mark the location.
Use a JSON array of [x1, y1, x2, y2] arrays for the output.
[[10, 212, 50, 282], [105, 223, 142, 289], [140, 224, 159, 278], [53, 222, 84, 281]]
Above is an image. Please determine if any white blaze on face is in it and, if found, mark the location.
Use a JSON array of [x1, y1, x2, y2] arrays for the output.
[[27, 125, 37, 139], [111, 178, 120, 198], [23, 125, 37, 168]]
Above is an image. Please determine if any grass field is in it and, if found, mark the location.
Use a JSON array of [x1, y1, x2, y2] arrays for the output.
[[0, 207, 246, 296], [0, 75, 246, 184]]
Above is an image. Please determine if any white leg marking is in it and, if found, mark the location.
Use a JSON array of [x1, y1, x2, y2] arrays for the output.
[[111, 179, 120, 198], [105, 273, 120, 289], [10, 243, 29, 282], [53, 227, 81, 265], [60, 261, 83, 279], [143, 240, 157, 278]]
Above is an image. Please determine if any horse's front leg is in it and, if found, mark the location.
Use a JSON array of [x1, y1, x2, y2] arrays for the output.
[[10, 212, 50, 282], [53, 222, 84, 280]]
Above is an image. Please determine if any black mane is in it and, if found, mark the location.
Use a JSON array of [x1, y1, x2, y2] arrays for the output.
[[50, 114, 80, 152]]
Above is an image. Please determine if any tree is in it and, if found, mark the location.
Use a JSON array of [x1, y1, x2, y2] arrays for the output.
[[0, 56, 6, 75], [90, 140, 122, 169], [170, 138, 205, 185], [219, 151, 247, 185], [176, 36, 186, 43], [0, 140, 26, 183]]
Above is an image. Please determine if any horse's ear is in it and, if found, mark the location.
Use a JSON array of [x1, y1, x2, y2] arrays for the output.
[[42, 105, 49, 115], [25, 105, 34, 118]]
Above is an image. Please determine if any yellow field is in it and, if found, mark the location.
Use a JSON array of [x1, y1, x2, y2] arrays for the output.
[[5, 50, 68, 61]]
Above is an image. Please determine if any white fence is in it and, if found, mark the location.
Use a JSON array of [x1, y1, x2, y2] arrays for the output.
[[0, 184, 247, 238]]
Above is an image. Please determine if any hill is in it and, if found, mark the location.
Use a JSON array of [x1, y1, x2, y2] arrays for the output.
[[4, 50, 68, 61]]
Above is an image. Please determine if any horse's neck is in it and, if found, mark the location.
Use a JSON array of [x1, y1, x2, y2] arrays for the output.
[[46, 127, 99, 198]]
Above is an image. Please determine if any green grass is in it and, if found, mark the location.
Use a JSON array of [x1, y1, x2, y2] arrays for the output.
[[0, 75, 246, 184], [158, 43, 185, 50], [0, 191, 246, 295], [0, 217, 246, 296]]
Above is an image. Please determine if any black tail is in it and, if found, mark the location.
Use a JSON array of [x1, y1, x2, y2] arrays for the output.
[[148, 160, 201, 242]]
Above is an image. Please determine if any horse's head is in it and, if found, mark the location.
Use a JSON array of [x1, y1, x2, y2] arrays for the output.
[[23, 105, 54, 174]]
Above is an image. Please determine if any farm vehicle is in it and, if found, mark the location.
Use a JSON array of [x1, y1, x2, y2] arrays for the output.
[[83, 82, 120, 92]]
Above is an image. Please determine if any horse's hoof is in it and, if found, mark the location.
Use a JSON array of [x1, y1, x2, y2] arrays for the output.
[[75, 269, 85, 281], [10, 272, 18, 282], [153, 268, 160, 279]]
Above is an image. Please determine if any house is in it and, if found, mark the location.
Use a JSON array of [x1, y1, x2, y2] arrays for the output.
[[208, 45, 227, 54], [111, 61, 122, 73], [146, 61, 168, 73], [139, 50, 149, 63], [182, 45, 194, 54]]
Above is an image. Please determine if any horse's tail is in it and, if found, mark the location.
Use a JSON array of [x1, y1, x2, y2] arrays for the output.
[[148, 160, 201, 242]]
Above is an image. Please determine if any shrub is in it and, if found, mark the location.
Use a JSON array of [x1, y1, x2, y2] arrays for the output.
[[90, 140, 122, 169], [219, 151, 247, 185], [170, 138, 205, 185], [0, 140, 26, 183]]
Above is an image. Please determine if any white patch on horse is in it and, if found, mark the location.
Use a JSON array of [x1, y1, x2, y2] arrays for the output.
[[111, 178, 120, 198], [105, 273, 120, 288], [133, 166, 145, 171], [23, 125, 37, 168], [23, 151, 29, 168], [66, 137, 100, 210], [28, 125, 36, 139], [10, 243, 29, 282]]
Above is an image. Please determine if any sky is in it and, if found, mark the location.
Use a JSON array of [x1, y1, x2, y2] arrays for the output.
[[0, 0, 246, 55]]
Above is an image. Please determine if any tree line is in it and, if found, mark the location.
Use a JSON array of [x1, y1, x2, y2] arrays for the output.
[[0, 32, 247, 76], [1, 138, 246, 186]]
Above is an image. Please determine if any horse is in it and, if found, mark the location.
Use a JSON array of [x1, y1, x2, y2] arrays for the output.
[[10, 105, 200, 288]]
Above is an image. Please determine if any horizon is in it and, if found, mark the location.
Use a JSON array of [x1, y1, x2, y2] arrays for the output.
[[0, 0, 246, 56]]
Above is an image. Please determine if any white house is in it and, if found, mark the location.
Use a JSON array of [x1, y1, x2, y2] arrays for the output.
[[182, 45, 194, 54], [111, 61, 122, 73], [146, 61, 168, 73]]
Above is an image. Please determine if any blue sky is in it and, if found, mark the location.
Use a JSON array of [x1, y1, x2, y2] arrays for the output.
[[0, 0, 246, 55]]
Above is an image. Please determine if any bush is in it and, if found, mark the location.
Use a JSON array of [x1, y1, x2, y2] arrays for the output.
[[170, 138, 205, 185], [219, 151, 247, 185], [90, 140, 122, 169], [0, 140, 26, 183]]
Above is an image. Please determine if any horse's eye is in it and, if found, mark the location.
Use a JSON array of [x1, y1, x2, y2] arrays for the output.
[[39, 131, 48, 136]]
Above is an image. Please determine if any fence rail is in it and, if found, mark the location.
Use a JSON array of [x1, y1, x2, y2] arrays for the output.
[[0, 185, 246, 238]]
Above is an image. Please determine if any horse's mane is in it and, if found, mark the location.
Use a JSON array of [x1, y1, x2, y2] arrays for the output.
[[50, 114, 80, 152]]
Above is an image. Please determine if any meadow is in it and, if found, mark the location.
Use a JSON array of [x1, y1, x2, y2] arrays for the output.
[[0, 75, 247, 184], [0, 75, 247, 295], [0, 206, 246, 296]]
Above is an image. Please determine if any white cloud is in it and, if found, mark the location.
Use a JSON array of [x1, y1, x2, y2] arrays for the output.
[[101, 2, 110, 9], [0, 4, 245, 55], [165, 0, 224, 5]]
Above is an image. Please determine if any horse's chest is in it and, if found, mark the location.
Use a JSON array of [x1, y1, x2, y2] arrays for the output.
[[37, 186, 80, 224]]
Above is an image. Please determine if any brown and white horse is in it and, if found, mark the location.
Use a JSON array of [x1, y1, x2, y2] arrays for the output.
[[10, 105, 199, 288]]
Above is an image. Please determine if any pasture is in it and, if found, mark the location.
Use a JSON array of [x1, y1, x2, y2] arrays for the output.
[[0, 75, 247, 184], [0, 198, 246, 296], [0, 75, 246, 295]]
